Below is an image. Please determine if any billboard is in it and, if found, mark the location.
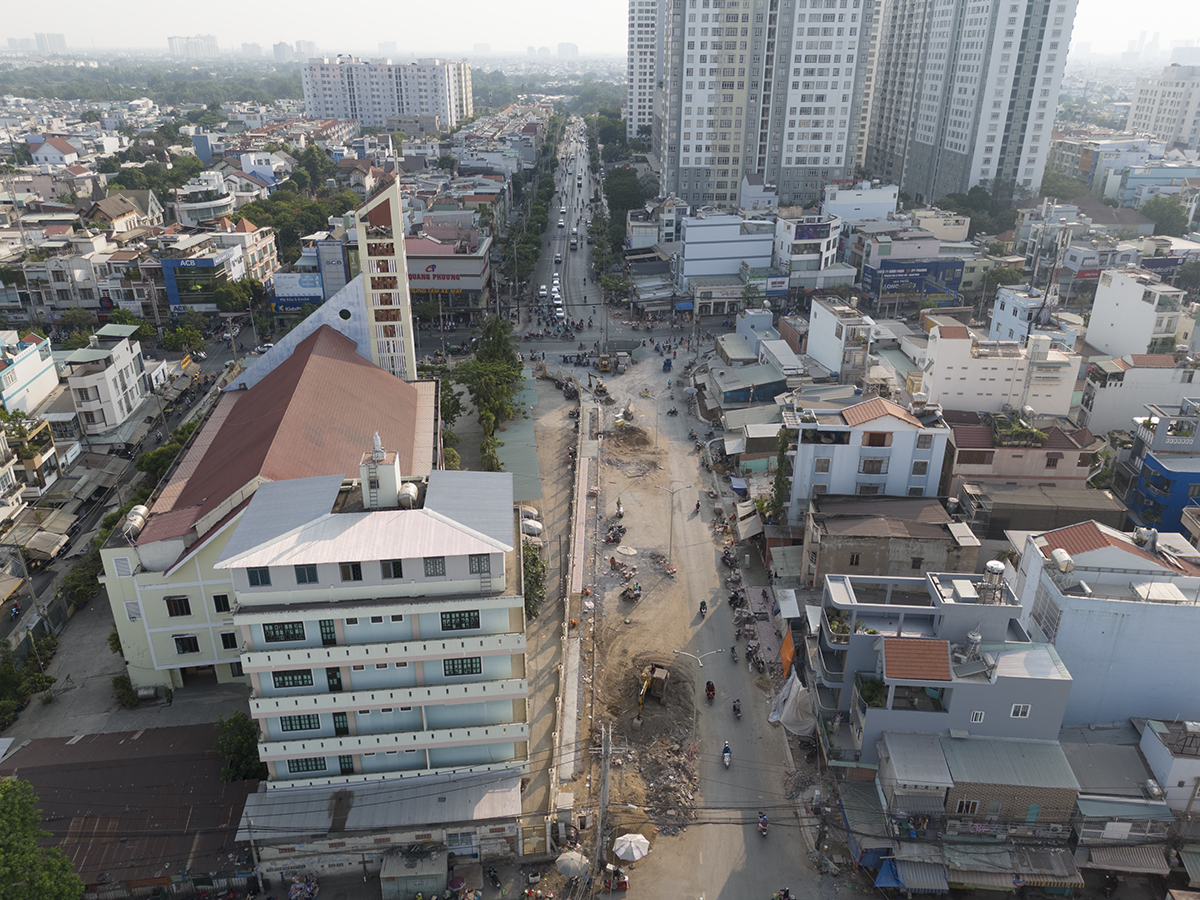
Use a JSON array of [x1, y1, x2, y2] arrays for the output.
[[406, 257, 490, 294], [862, 259, 964, 296]]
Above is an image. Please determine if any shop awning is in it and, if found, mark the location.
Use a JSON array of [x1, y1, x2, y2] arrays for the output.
[[1080, 845, 1169, 876], [948, 870, 1018, 892], [25, 531, 69, 561], [729, 476, 748, 493], [1180, 845, 1200, 886], [1013, 848, 1084, 888], [675, 301, 694, 310], [737, 513, 764, 540], [894, 859, 950, 893], [891, 791, 950, 815]]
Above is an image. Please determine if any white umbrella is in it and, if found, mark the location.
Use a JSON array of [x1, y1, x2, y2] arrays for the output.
[[683, 387, 699, 395], [612, 832, 651, 861], [556, 850, 589, 877]]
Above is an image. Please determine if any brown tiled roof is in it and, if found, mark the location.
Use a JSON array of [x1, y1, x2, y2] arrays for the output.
[[1070, 426, 1096, 446], [143, 326, 425, 542], [1038, 521, 1158, 565], [1129, 354, 1176, 368], [1112, 357, 1132, 370], [1043, 426, 1083, 450], [841, 397, 923, 428], [883, 638, 952, 681], [937, 325, 971, 340], [952, 424, 994, 449]]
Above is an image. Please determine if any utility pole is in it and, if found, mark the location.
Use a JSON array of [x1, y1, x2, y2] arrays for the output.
[[595, 724, 611, 865], [245, 817, 265, 893]]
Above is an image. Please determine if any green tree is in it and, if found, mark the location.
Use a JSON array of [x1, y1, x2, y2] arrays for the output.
[[768, 428, 792, 522], [1177, 260, 1200, 296], [1037, 171, 1090, 200], [213, 711, 268, 782], [983, 266, 1024, 293], [522, 541, 547, 619], [741, 283, 763, 309], [213, 281, 252, 313], [105, 308, 156, 342], [161, 324, 203, 352], [436, 154, 457, 172], [1140, 195, 1189, 237], [80, 109, 102, 123], [58, 308, 96, 331], [135, 442, 183, 483], [443, 446, 461, 470], [440, 377, 465, 430], [288, 167, 311, 194], [0, 779, 84, 900]]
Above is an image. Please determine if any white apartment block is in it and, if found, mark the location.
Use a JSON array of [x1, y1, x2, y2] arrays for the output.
[[1087, 268, 1187, 358], [782, 395, 950, 523], [302, 57, 473, 129], [807, 296, 874, 381], [820, 180, 898, 223], [773, 210, 857, 292], [1127, 65, 1200, 150], [1007, 521, 1200, 725], [64, 324, 147, 437], [1077, 353, 1200, 435], [922, 325, 1078, 417], [866, 0, 1077, 203], [0, 331, 57, 414], [988, 284, 1080, 349], [215, 464, 525, 789], [628, 0, 665, 140], [676, 213, 774, 289], [654, 0, 878, 207]]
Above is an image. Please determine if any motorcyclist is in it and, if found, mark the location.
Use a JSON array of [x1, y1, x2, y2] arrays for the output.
[[759, 811, 769, 830], [733, 699, 741, 716], [706, 680, 715, 698]]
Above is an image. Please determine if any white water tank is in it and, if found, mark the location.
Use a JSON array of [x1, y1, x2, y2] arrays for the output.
[[398, 482, 419, 509], [1050, 548, 1074, 573], [123, 508, 148, 539], [521, 519, 544, 536]]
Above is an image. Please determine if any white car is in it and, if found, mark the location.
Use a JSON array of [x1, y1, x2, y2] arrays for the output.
[[558, 219, 565, 228], [553, 272, 560, 281], [560, 206, 567, 214], [538, 284, 548, 298]]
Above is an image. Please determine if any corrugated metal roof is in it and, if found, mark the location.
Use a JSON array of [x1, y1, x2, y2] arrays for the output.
[[216, 475, 344, 567], [1178, 845, 1200, 885], [839, 781, 893, 850], [1061, 743, 1154, 796], [1013, 848, 1084, 887], [216, 507, 510, 570], [944, 845, 1018, 874], [938, 736, 1080, 790], [881, 733, 954, 787], [895, 859, 950, 892], [1081, 845, 1169, 876], [947, 522, 981, 547], [1076, 797, 1175, 821], [426, 471, 515, 547], [237, 771, 522, 842]]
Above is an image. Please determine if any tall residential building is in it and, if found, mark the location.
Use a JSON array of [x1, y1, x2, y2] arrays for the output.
[[34, 33, 66, 55], [864, 0, 1077, 204], [302, 57, 473, 129], [295, 40, 318, 58], [1127, 65, 1200, 149], [274, 42, 294, 63], [627, 0, 665, 140], [558, 43, 578, 59], [655, 0, 878, 207], [168, 34, 220, 59], [242, 43, 262, 57]]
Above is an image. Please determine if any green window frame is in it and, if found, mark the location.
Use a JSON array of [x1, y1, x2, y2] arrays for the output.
[[286, 757, 327, 773], [280, 714, 321, 732], [272, 669, 314, 689], [262, 622, 306, 643], [469, 554, 491, 574], [424, 556, 446, 577], [441, 610, 480, 631], [443, 657, 483, 677]]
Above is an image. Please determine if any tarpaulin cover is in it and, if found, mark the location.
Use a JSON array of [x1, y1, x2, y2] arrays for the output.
[[768, 670, 816, 735]]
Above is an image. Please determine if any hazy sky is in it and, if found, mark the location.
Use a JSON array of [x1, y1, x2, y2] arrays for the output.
[[2, 0, 1195, 57]]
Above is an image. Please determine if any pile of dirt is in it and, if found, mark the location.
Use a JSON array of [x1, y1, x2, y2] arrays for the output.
[[612, 735, 698, 836], [603, 457, 657, 477], [609, 425, 653, 450]]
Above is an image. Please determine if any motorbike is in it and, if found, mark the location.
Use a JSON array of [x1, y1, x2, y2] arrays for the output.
[[615, 498, 624, 518], [699, 600, 708, 618], [688, 429, 698, 440], [1103, 874, 1119, 899], [733, 699, 741, 719], [667, 407, 679, 416], [488, 867, 503, 889], [730, 645, 738, 663], [723, 742, 731, 768], [706, 681, 715, 704], [758, 813, 769, 837]]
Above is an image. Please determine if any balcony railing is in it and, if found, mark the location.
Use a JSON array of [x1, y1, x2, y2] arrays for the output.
[[250, 677, 527, 717], [823, 608, 851, 645], [258, 720, 529, 761], [242, 632, 526, 672]]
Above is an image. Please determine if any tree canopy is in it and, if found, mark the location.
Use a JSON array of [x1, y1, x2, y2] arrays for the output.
[[1140, 195, 1190, 237], [214, 711, 269, 782], [0, 779, 82, 900]]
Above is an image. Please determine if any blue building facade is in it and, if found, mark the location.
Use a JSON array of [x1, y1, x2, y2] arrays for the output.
[[861, 258, 964, 299], [1120, 399, 1200, 530]]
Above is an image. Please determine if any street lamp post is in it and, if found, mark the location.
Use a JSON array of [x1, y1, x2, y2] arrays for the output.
[[655, 484, 689, 563], [673, 649, 722, 668]]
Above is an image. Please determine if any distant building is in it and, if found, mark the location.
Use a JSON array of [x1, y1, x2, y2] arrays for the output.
[[241, 43, 262, 57], [557, 43, 578, 59], [29, 137, 78, 168], [294, 40, 317, 58], [34, 33, 66, 55], [302, 57, 473, 128], [168, 35, 219, 59], [1127, 65, 1200, 149], [820, 182, 898, 224], [626, 0, 663, 140], [273, 42, 293, 63]]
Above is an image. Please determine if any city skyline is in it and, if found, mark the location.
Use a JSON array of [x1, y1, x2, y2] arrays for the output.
[[0, 0, 1193, 58]]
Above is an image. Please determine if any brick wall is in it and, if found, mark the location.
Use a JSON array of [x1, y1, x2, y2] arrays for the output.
[[944, 782, 1077, 825]]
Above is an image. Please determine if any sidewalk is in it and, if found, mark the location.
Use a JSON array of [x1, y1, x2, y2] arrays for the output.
[[3, 595, 248, 743]]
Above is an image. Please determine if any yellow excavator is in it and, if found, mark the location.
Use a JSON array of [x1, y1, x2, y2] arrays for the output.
[[633, 665, 669, 730]]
